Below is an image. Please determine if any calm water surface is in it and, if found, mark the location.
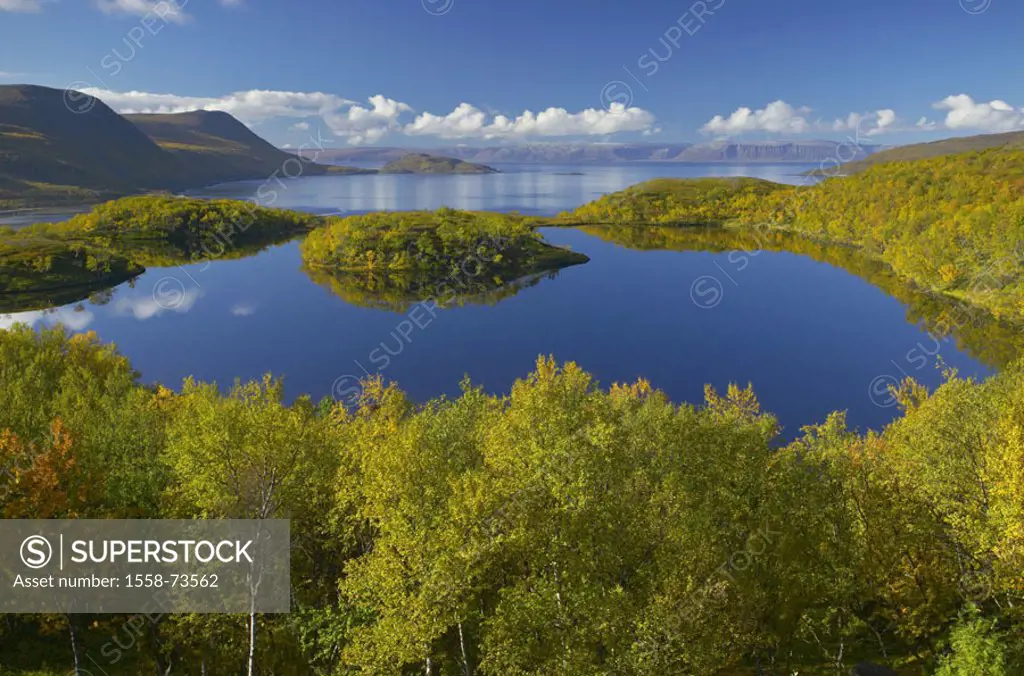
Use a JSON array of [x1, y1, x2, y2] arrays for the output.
[[0, 164, 995, 439]]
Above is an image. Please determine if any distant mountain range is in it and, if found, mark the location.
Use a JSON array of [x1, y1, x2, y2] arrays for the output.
[[0, 84, 362, 208], [313, 140, 882, 165]]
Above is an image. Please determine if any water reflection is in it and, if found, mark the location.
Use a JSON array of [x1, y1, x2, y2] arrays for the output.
[[0, 305, 95, 331], [581, 224, 1024, 368], [179, 163, 814, 217]]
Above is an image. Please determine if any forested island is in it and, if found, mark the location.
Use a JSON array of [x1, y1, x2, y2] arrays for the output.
[[377, 153, 498, 174], [0, 198, 586, 313], [300, 208, 586, 308]]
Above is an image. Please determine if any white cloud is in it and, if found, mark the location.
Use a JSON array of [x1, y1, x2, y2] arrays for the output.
[[84, 88, 356, 123], [405, 102, 656, 140], [86, 88, 658, 145], [702, 100, 986, 138], [230, 303, 256, 316], [0, 307, 94, 332], [933, 94, 1024, 133], [701, 100, 813, 135], [322, 95, 412, 145], [0, 0, 45, 11], [832, 109, 901, 136], [94, 0, 191, 23], [112, 289, 200, 320]]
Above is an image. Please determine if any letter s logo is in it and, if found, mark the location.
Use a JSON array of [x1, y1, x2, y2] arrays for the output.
[[20, 535, 53, 569]]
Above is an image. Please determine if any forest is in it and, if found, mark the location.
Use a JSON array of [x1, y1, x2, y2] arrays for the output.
[[568, 148, 1024, 322], [0, 196, 320, 313], [0, 327, 1021, 674], [1, 200, 589, 315], [300, 208, 588, 305], [2, 148, 1024, 673]]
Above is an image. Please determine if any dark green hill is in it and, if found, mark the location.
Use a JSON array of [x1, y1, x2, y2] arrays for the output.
[[823, 130, 1024, 175], [379, 153, 498, 174], [0, 84, 369, 209], [125, 110, 369, 185], [0, 84, 176, 205]]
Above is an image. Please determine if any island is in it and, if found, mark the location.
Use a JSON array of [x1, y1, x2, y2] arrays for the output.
[[1, 198, 587, 313], [300, 207, 586, 307], [377, 153, 498, 174], [0, 196, 321, 311]]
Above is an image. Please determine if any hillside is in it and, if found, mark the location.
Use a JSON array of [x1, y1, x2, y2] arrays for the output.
[[0, 84, 177, 206], [378, 153, 497, 174], [0, 84, 367, 209], [126, 110, 369, 185], [570, 147, 1024, 321], [567, 176, 788, 225], [824, 129, 1024, 174]]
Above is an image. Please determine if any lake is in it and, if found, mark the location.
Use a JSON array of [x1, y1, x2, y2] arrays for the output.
[[0, 163, 998, 439]]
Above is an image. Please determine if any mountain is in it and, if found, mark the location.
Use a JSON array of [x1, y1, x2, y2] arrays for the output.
[[0, 84, 177, 205], [0, 84, 366, 209], [125, 110, 368, 186], [314, 141, 879, 165], [821, 130, 1024, 174], [378, 153, 497, 174]]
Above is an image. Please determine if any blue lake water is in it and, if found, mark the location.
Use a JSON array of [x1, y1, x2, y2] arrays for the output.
[[0, 163, 996, 439]]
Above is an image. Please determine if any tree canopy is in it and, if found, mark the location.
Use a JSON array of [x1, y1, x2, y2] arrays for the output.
[[1, 327, 1022, 674]]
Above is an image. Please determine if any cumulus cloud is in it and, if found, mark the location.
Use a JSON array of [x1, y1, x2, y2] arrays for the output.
[[85, 88, 658, 145], [83, 88, 355, 123], [702, 99, 990, 138], [405, 102, 656, 140], [94, 0, 191, 23], [832, 109, 901, 136], [322, 95, 412, 145], [701, 100, 813, 135], [933, 94, 1024, 133]]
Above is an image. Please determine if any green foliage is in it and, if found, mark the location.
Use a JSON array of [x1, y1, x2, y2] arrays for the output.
[[301, 207, 588, 304], [3, 328, 1024, 673], [0, 196, 318, 312], [570, 147, 1024, 321], [17, 195, 319, 247], [830, 128, 1024, 176], [935, 606, 1010, 676], [567, 176, 786, 225]]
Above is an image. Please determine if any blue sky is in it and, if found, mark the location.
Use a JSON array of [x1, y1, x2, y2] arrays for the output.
[[1, 0, 1022, 148]]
